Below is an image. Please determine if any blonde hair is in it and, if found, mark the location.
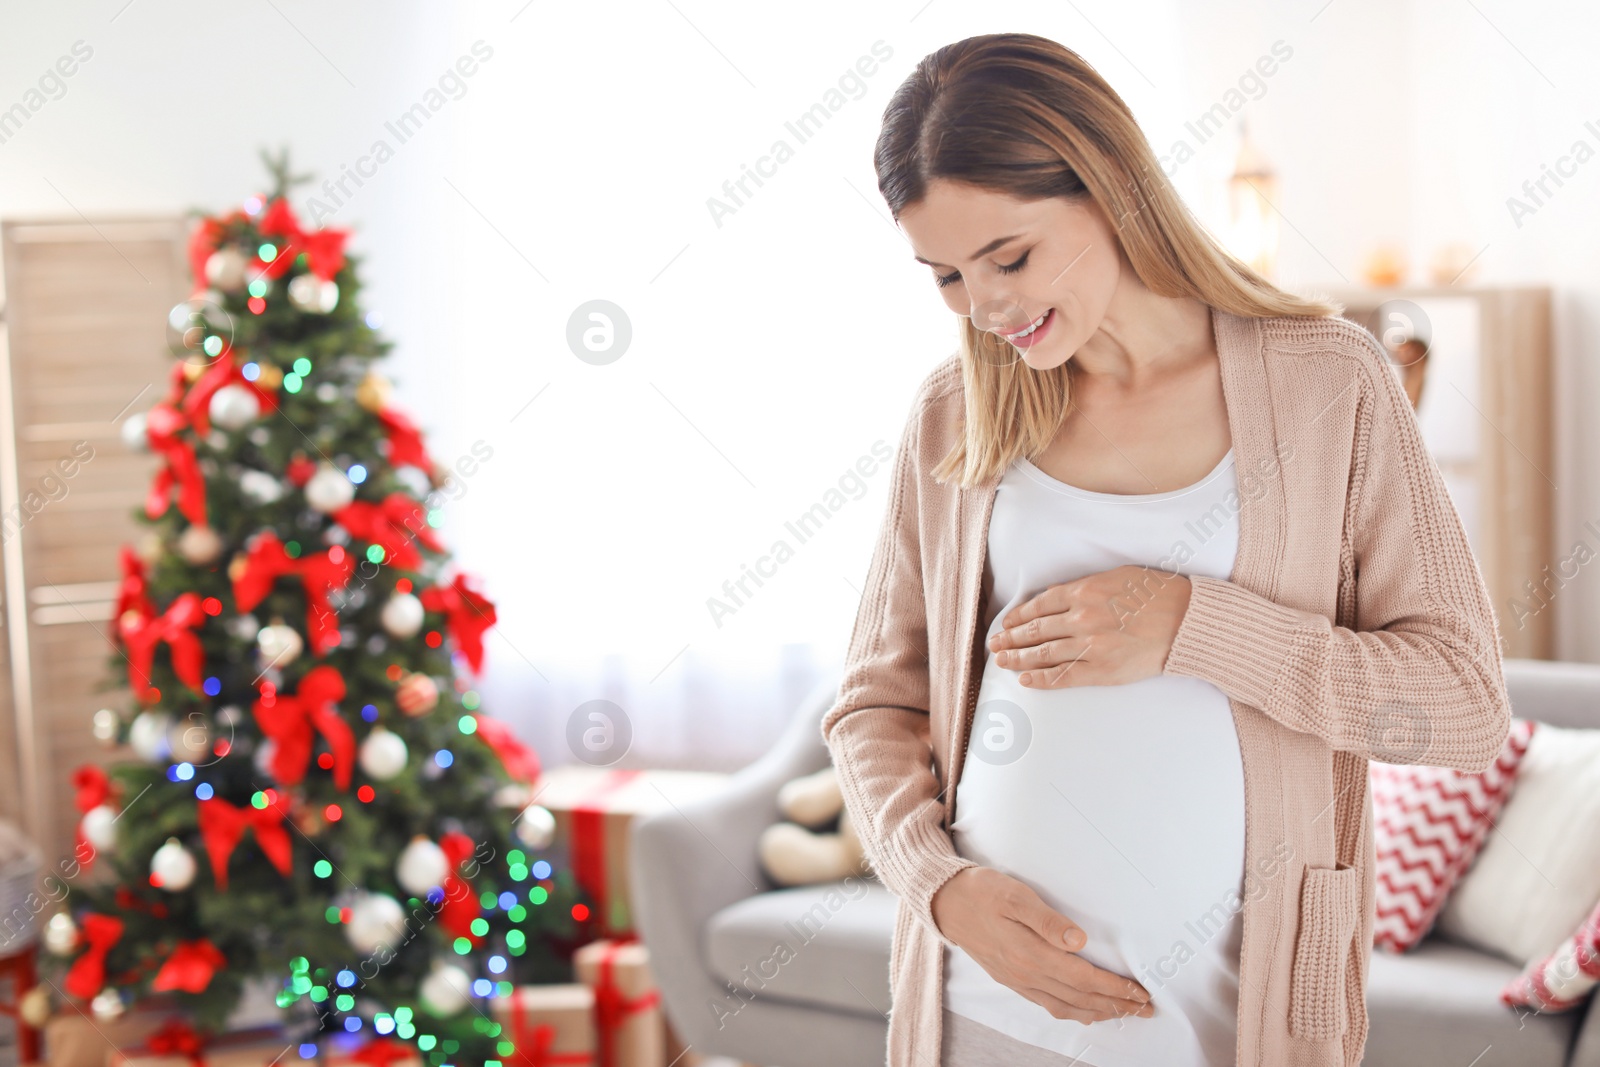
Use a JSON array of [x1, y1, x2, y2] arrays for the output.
[[874, 33, 1341, 487]]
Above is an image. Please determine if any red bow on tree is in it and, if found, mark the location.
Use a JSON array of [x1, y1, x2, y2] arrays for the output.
[[186, 210, 246, 296], [471, 715, 540, 784], [231, 532, 355, 656], [114, 545, 156, 625], [374, 406, 435, 473], [152, 939, 226, 994], [420, 574, 497, 675], [142, 1019, 207, 1066], [333, 493, 445, 571], [437, 831, 482, 946], [64, 913, 124, 999], [119, 593, 206, 697], [143, 402, 207, 526], [181, 352, 279, 437], [253, 664, 354, 789], [72, 764, 113, 868], [254, 197, 349, 281], [197, 794, 293, 890]]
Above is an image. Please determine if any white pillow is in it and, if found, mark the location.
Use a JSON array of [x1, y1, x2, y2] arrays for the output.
[[1435, 722, 1600, 965]]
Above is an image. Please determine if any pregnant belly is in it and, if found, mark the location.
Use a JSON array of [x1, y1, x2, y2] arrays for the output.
[[951, 659, 1248, 993]]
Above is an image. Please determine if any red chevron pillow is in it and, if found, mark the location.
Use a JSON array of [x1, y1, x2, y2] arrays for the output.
[[1502, 898, 1600, 1011], [1370, 716, 1538, 953]]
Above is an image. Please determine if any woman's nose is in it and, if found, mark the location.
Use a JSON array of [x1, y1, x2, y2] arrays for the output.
[[969, 293, 1031, 337]]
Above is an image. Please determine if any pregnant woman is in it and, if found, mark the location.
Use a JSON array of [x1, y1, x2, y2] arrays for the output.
[[822, 32, 1512, 1067]]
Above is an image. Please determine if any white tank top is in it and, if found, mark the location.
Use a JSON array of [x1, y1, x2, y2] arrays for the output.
[[944, 446, 1246, 1067]]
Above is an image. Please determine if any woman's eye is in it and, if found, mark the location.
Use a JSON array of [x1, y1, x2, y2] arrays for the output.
[[998, 250, 1030, 275], [935, 269, 961, 289]]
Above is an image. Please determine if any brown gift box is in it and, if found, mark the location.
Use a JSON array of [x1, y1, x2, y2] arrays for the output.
[[105, 1024, 292, 1067], [491, 984, 596, 1066], [535, 766, 728, 937], [43, 1005, 185, 1067], [573, 940, 663, 1067]]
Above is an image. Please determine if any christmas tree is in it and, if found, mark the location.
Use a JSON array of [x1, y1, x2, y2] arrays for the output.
[[42, 149, 587, 1066]]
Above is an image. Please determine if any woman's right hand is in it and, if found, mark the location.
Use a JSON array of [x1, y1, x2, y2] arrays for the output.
[[931, 866, 1155, 1025]]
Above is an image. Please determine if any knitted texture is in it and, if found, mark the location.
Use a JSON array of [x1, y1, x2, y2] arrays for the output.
[[821, 308, 1512, 1067]]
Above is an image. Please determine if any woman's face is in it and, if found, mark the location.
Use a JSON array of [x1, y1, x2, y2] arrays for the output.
[[896, 179, 1124, 371]]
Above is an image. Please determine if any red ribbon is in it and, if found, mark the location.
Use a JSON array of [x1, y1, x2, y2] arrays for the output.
[[119, 592, 206, 696], [375, 406, 434, 473], [437, 832, 482, 946], [136, 1020, 206, 1066], [143, 401, 207, 526], [197, 795, 293, 890], [420, 574, 497, 675], [508, 988, 594, 1067], [152, 938, 226, 994], [64, 913, 124, 999], [332, 493, 444, 571], [231, 531, 355, 656], [253, 197, 349, 281], [115, 545, 156, 625], [181, 352, 279, 437], [571, 771, 643, 937], [344, 1038, 416, 1067], [253, 664, 354, 789], [73, 764, 113, 869], [588, 939, 661, 1067], [471, 715, 540, 784]]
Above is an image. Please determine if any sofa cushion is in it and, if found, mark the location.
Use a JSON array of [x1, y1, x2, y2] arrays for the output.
[[705, 879, 895, 1019], [1365, 935, 1580, 1066]]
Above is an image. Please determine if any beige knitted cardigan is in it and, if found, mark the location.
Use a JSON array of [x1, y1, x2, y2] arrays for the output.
[[821, 308, 1512, 1067]]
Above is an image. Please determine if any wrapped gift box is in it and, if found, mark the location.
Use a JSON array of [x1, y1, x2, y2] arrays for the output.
[[491, 983, 596, 1066], [44, 1004, 185, 1067], [106, 1023, 290, 1067], [535, 766, 728, 937], [320, 1035, 424, 1067], [573, 940, 662, 1067]]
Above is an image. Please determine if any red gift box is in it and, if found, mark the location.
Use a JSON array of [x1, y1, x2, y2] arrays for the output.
[[573, 939, 663, 1067]]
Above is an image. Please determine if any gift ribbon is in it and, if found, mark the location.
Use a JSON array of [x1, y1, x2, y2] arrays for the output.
[[508, 987, 594, 1067], [231, 531, 355, 656], [64, 912, 124, 999], [152, 938, 226, 994], [345, 1037, 416, 1067], [73, 764, 113, 869], [119, 592, 206, 696], [197, 794, 293, 889], [588, 938, 661, 1067], [134, 1020, 206, 1066], [255, 196, 350, 281], [143, 401, 207, 526], [115, 544, 156, 625], [420, 574, 497, 676], [375, 406, 434, 474], [253, 664, 354, 789], [437, 831, 481, 945], [571, 770, 643, 936], [332, 493, 444, 571], [181, 350, 279, 437], [470, 715, 540, 784]]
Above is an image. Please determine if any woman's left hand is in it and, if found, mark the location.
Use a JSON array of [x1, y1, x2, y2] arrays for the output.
[[988, 564, 1192, 688]]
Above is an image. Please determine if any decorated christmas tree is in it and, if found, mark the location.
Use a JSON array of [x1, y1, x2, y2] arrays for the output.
[[40, 149, 587, 1066]]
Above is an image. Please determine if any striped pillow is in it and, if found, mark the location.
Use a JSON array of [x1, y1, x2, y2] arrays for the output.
[[1369, 717, 1538, 953], [1502, 900, 1600, 1012]]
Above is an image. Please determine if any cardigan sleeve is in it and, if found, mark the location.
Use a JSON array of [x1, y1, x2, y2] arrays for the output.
[[1162, 329, 1512, 773], [821, 387, 978, 949]]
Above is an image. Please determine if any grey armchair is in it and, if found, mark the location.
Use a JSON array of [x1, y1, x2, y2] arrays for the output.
[[630, 659, 1600, 1067]]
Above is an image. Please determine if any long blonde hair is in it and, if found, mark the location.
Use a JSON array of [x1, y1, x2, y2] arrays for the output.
[[874, 33, 1340, 487]]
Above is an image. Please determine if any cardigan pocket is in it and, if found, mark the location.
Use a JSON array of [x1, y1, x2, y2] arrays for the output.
[[1288, 862, 1361, 1041]]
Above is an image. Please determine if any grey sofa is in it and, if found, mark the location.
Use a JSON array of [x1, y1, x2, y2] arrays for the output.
[[630, 657, 1600, 1067]]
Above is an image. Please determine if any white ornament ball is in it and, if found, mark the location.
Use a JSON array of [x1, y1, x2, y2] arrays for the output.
[[167, 716, 211, 763], [515, 804, 557, 851], [344, 892, 406, 955], [380, 593, 425, 639], [80, 804, 118, 853], [19, 985, 51, 1027], [204, 247, 249, 292], [287, 274, 340, 313], [305, 465, 356, 512], [254, 738, 277, 777], [43, 911, 79, 956], [151, 838, 196, 892], [208, 384, 261, 431], [257, 621, 303, 668], [177, 524, 223, 565], [120, 412, 149, 452], [240, 469, 285, 504], [92, 708, 119, 744], [128, 711, 173, 762], [418, 963, 472, 1017], [90, 987, 125, 1022], [396, 837, 449, 896], [358, 728, 408, 781]]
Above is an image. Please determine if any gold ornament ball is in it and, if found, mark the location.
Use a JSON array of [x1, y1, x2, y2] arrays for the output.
[[19, 985, 52, 1027], [396, 672, 439, 717], [356, 372, 393, 413], [228, 552, 250, 584], [254, 361, 284, 390], [90, 988, 125, 1022]]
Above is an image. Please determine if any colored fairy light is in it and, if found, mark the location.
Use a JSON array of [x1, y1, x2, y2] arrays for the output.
[[396, 1023, 415, 1040], [505, 931, 525, 950], [284, 373, 303, 393], [243, 195, 265, 215], [498, 891, 516, 910], [488, 955, 506, 974], [293, 358, 312, 375], [349, 464, 367, 483], [531, 860, 551, 879], [427, 508, 445, 527], [473, 979, 492, 997], [309, 986, 328, 1003], [336, 970, 355, 988], [340, 906, 352, 923], [292, 976, 312, 995], [462, 691, 481, 710], [367, 545, 386, 564], [176, 763, 194, 780], [344, 1018, 361, 1033], [470, 918, 489, 937], [242, 361, 261, 380], [508, 863, 527, 882], [298, 1044, 317, 1059], [251, 791, 268, 809], [571, 904, 590, 922], [507, 905, 526, 922], [292, 958, 308, 973], [357, 785, 375, 803], [258, 243, 277, 261], [318, 752, 335, 770], [284, 541, 302, 557], [452, 937, 471, 955], [336, 994, 354, 1012], [527, 887, 548, 905], [496, 981, 512, 998], [425, 631, 442, 648], [365, 311, 382, 328], [203, 676, 221, 695], [325, 906, 340, 923], [165, 766, 180, 782], [248, 298, 266, 315], [202, 598, 222, 616], [417, 1037, 436, 1052], [248, 279, 270, 298], [479, 890, 496, 909], [375, 1016, 394, 1035], [325, 804, 343, 822], [362, 704, 379, 722], [314, 860, 332, 878], [434, 750, 453, 769], [395, 1008, 412, 1023], [458, 716, 477, 735], [194, 783, 213, 800], [395, 578, 412, 593]]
